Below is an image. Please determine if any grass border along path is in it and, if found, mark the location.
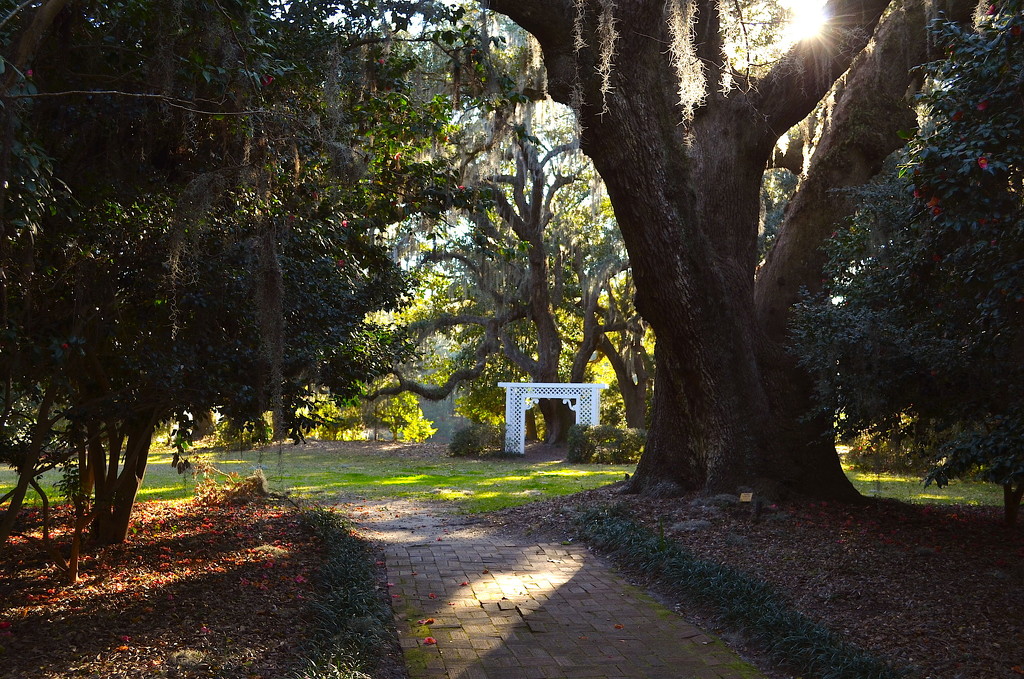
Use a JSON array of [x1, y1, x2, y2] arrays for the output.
[[574, 504, 906, 679], [295, 507, 401, 679]]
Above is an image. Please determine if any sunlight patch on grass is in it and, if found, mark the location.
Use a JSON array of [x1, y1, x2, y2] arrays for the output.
[[845, 467, 1001, 506]]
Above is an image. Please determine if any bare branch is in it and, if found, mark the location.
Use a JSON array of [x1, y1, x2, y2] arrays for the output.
[[3, 90, 271, 117], [0, 0, 37, 32]]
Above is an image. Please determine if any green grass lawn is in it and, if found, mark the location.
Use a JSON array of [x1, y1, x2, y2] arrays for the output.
[[844, 466, 1002, 506], [1, 440, 1004, 511], [1, 441, 635, 513]]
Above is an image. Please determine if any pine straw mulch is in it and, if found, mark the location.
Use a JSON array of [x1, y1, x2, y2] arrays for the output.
[[491, 483, 1024, 679], [0, 500, 325, 679]]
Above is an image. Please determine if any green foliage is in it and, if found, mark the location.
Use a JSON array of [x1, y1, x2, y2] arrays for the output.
[[792, 2, 1024, 519], [842, 431, 932, 475], [0, 0, 488, 541], [375, 392, 437, 442], [295, 508, 395, 679], [451, 356, 522, 426], [306, 399, 366, 442], [566, 424, 645, 464], [448, 423, 504, 457], [575, 506, 904, 679]]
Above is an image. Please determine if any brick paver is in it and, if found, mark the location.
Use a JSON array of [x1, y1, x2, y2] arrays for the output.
[[356, 502, 764, 679]]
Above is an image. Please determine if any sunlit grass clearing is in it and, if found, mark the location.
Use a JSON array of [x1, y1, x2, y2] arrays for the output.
[[2, 441, 1004, 511]]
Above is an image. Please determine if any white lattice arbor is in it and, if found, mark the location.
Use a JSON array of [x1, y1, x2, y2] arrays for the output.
[[498, 382, 607, 455]]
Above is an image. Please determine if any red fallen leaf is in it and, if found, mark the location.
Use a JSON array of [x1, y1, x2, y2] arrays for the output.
[[459, 581, 469, 586], [423, 637, 437, 645], [428, 593, 437, 599], [417, 618, 435, 625], [614, 624, 624, 629], [1013, 667, 1024, 675], [0, 622, 10, 630]]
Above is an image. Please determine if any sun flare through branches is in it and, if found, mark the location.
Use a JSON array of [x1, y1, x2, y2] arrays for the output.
[[782, 0, 828, 42]]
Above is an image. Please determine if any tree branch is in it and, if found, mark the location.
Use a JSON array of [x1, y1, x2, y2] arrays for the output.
[[366, 307, 528, 400], [752, 0, 895, 139], [3, 90, 270, 117]]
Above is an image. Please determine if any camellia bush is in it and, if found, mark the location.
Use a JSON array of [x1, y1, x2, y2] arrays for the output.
[[793, 1, 1024, 523]]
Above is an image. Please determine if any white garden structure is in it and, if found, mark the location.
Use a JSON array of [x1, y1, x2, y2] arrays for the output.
[[498, 382, 607, 455]]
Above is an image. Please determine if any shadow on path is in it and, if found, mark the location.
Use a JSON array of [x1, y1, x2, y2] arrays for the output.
[[351, 498, 763, 679]]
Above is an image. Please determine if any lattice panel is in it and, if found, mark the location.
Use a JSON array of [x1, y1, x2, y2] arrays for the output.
[[499, 383, 607, 455]]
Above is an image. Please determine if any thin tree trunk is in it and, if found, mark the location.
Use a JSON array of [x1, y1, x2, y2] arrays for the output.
[[0, 385, 56, 543], [599, 334, 649, 430], [92, 409, 159, 545], [1004, 483, 1023, 527]]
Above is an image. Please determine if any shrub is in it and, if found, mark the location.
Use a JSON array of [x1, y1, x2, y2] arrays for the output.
[[306, 398, 366, 441], [448, 423, 504, 457], [566, 424, 645, 464], [842, 431, 932, 475]]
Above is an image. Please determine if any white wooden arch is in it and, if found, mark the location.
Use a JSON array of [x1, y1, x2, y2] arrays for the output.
[[498, 382, 607, 455]]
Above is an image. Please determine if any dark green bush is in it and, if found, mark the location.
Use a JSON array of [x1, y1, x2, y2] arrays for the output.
[[566, 424, 645, 464], [448, 423, 504, 457]]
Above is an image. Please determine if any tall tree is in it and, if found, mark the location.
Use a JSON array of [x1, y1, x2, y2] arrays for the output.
[[379, 120, 642, 440], [0, 0, 471, 548], [483, 0, 973, 498]]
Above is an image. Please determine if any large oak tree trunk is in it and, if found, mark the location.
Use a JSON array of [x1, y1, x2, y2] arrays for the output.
[[485, 0, 895, 498], [751, 0, 973, 499]]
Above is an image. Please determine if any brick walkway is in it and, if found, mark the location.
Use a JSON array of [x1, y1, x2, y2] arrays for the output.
[[354, 501, 763, 679]]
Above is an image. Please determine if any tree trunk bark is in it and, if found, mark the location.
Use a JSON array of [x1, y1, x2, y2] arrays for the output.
[[539, 399, 575, 444], [1004, 483, 1023, 527], [0, 385, 56, 544], [485, 0, 895, 499], [92, 409, 158, 545]]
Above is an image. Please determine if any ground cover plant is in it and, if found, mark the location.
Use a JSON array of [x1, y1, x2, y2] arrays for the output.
[[1, 441, 1020, 679], [496, 484, 1024, 679], [574, 505, 902, 679]]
